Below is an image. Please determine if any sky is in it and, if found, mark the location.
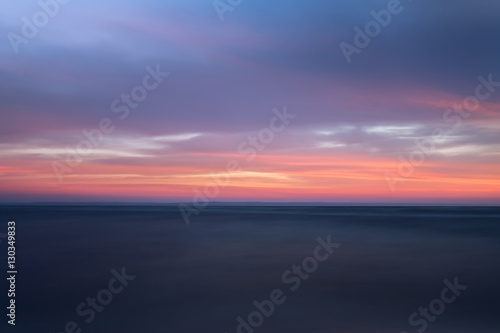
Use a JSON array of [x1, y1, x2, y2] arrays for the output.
[[0, 0, 499, 204]]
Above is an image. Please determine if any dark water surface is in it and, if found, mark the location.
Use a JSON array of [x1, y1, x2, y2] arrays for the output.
[[0, 206, 499, 333]]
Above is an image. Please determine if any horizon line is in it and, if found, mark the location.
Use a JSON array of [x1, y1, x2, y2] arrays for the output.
[[0, 202, 498, 207]]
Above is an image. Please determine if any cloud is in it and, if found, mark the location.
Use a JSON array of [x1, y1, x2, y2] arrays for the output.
[[0, 0, 499, 202]]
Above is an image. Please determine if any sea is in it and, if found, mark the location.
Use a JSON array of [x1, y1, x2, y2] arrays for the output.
[[0, 205, 499, 333]]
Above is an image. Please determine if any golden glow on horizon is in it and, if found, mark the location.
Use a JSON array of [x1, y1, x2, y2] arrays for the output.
[[1, 150, 499, 202]]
